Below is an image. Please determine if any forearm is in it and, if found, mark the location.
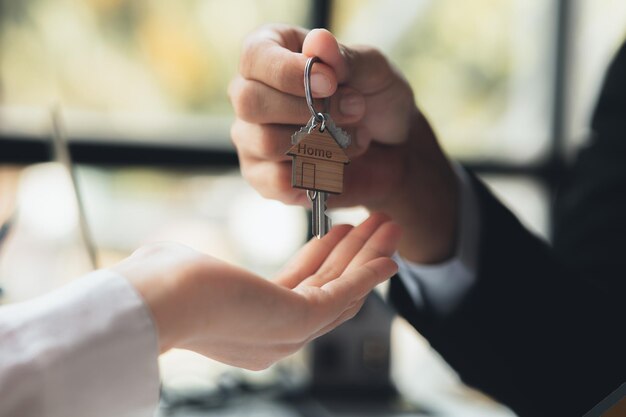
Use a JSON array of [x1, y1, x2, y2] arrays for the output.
[[392, 175, 626, 416], [0, 271, 160, 417]]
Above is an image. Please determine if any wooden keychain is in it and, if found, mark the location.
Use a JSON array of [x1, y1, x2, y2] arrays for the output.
[[286, 56, 351, 238]]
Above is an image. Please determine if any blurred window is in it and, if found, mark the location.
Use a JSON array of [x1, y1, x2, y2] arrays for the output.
[[0, 0, 311, 144], [0, 164, 308, 302], [331, 0, 626, 237], [480, 175, 549, 239], [332, 0, 554, 163], [565, 0, 626, 151]]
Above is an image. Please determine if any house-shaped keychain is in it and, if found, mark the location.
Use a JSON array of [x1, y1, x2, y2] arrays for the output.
[[286, 129, 350, 194]]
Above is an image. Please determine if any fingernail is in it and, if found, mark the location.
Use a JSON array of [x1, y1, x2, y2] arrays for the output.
[[340, 93, 365, 117], [310, 73, 332, 96]]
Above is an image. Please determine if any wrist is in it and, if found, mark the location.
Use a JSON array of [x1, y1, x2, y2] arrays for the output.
[[112, 255, 194, 354]]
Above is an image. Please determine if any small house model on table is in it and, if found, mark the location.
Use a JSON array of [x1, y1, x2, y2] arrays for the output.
[[286, 130, 350, 194]]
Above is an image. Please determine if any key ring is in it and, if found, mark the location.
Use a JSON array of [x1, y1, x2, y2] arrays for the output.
[[304, 56, 329, 128]]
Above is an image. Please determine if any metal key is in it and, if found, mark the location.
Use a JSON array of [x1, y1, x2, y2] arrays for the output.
[[322, 113, 351, 149], [309, 190, 331, 238], [286, 57, 351, 238]]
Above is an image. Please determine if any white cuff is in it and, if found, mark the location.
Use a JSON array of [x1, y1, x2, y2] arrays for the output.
[[395, 163, 481, 315], [0, 270, 160, 417]]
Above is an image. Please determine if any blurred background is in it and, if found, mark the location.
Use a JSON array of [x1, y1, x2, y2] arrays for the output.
[[1, 0, 626, 416]]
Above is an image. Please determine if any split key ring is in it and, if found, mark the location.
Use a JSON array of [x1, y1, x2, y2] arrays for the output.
[[304, 56, 330, 129]]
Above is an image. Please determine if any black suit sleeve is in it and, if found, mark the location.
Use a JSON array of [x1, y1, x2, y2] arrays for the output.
[[390, 43, 626, 416]]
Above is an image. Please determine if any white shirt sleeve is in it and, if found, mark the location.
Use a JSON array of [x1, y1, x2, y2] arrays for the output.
[[0, 270, 160, 417], [394, 163, 481, 315]]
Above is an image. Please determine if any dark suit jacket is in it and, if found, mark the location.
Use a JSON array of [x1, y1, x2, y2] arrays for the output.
[[390, 42, 626, 416]]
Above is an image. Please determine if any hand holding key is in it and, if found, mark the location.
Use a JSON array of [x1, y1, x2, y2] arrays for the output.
[[229, 25, 459, 264]]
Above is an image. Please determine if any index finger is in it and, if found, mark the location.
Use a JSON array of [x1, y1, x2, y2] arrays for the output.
[[240, 25, 338, 98]]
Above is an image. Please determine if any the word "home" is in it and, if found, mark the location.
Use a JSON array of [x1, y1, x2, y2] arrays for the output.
[[297, 143, 333, 159]]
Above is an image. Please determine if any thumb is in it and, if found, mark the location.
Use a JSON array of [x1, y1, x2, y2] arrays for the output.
[[302, 29, 397, 95], [303, 29, 415, 146], [302, 29, 350, 83]]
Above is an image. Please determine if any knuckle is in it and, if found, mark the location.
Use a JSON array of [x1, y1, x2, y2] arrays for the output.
[[239, 55, 255, 81], [239, 34, 259, 77], [230, 82, 261, 122], [226, 77, 241, 103], [240, 163, 262, 189], [232, 123, 286, 161], [240, 24, 286, 78], [242, 166, 279, 201], [265, 163, 292, 196], [366, 47, 387, 64], [241, 160, 299, 205], [356, 46, 394, 86], [255, 128, 279, 157], [230, 120, 259, 154], [266, 58, 290, 91], [229, 120, 243, 147], [265, 164, 301, 205], [252, 23, 282, 40], [359, 46, 388, 70], [227, 77, 244, 108]]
